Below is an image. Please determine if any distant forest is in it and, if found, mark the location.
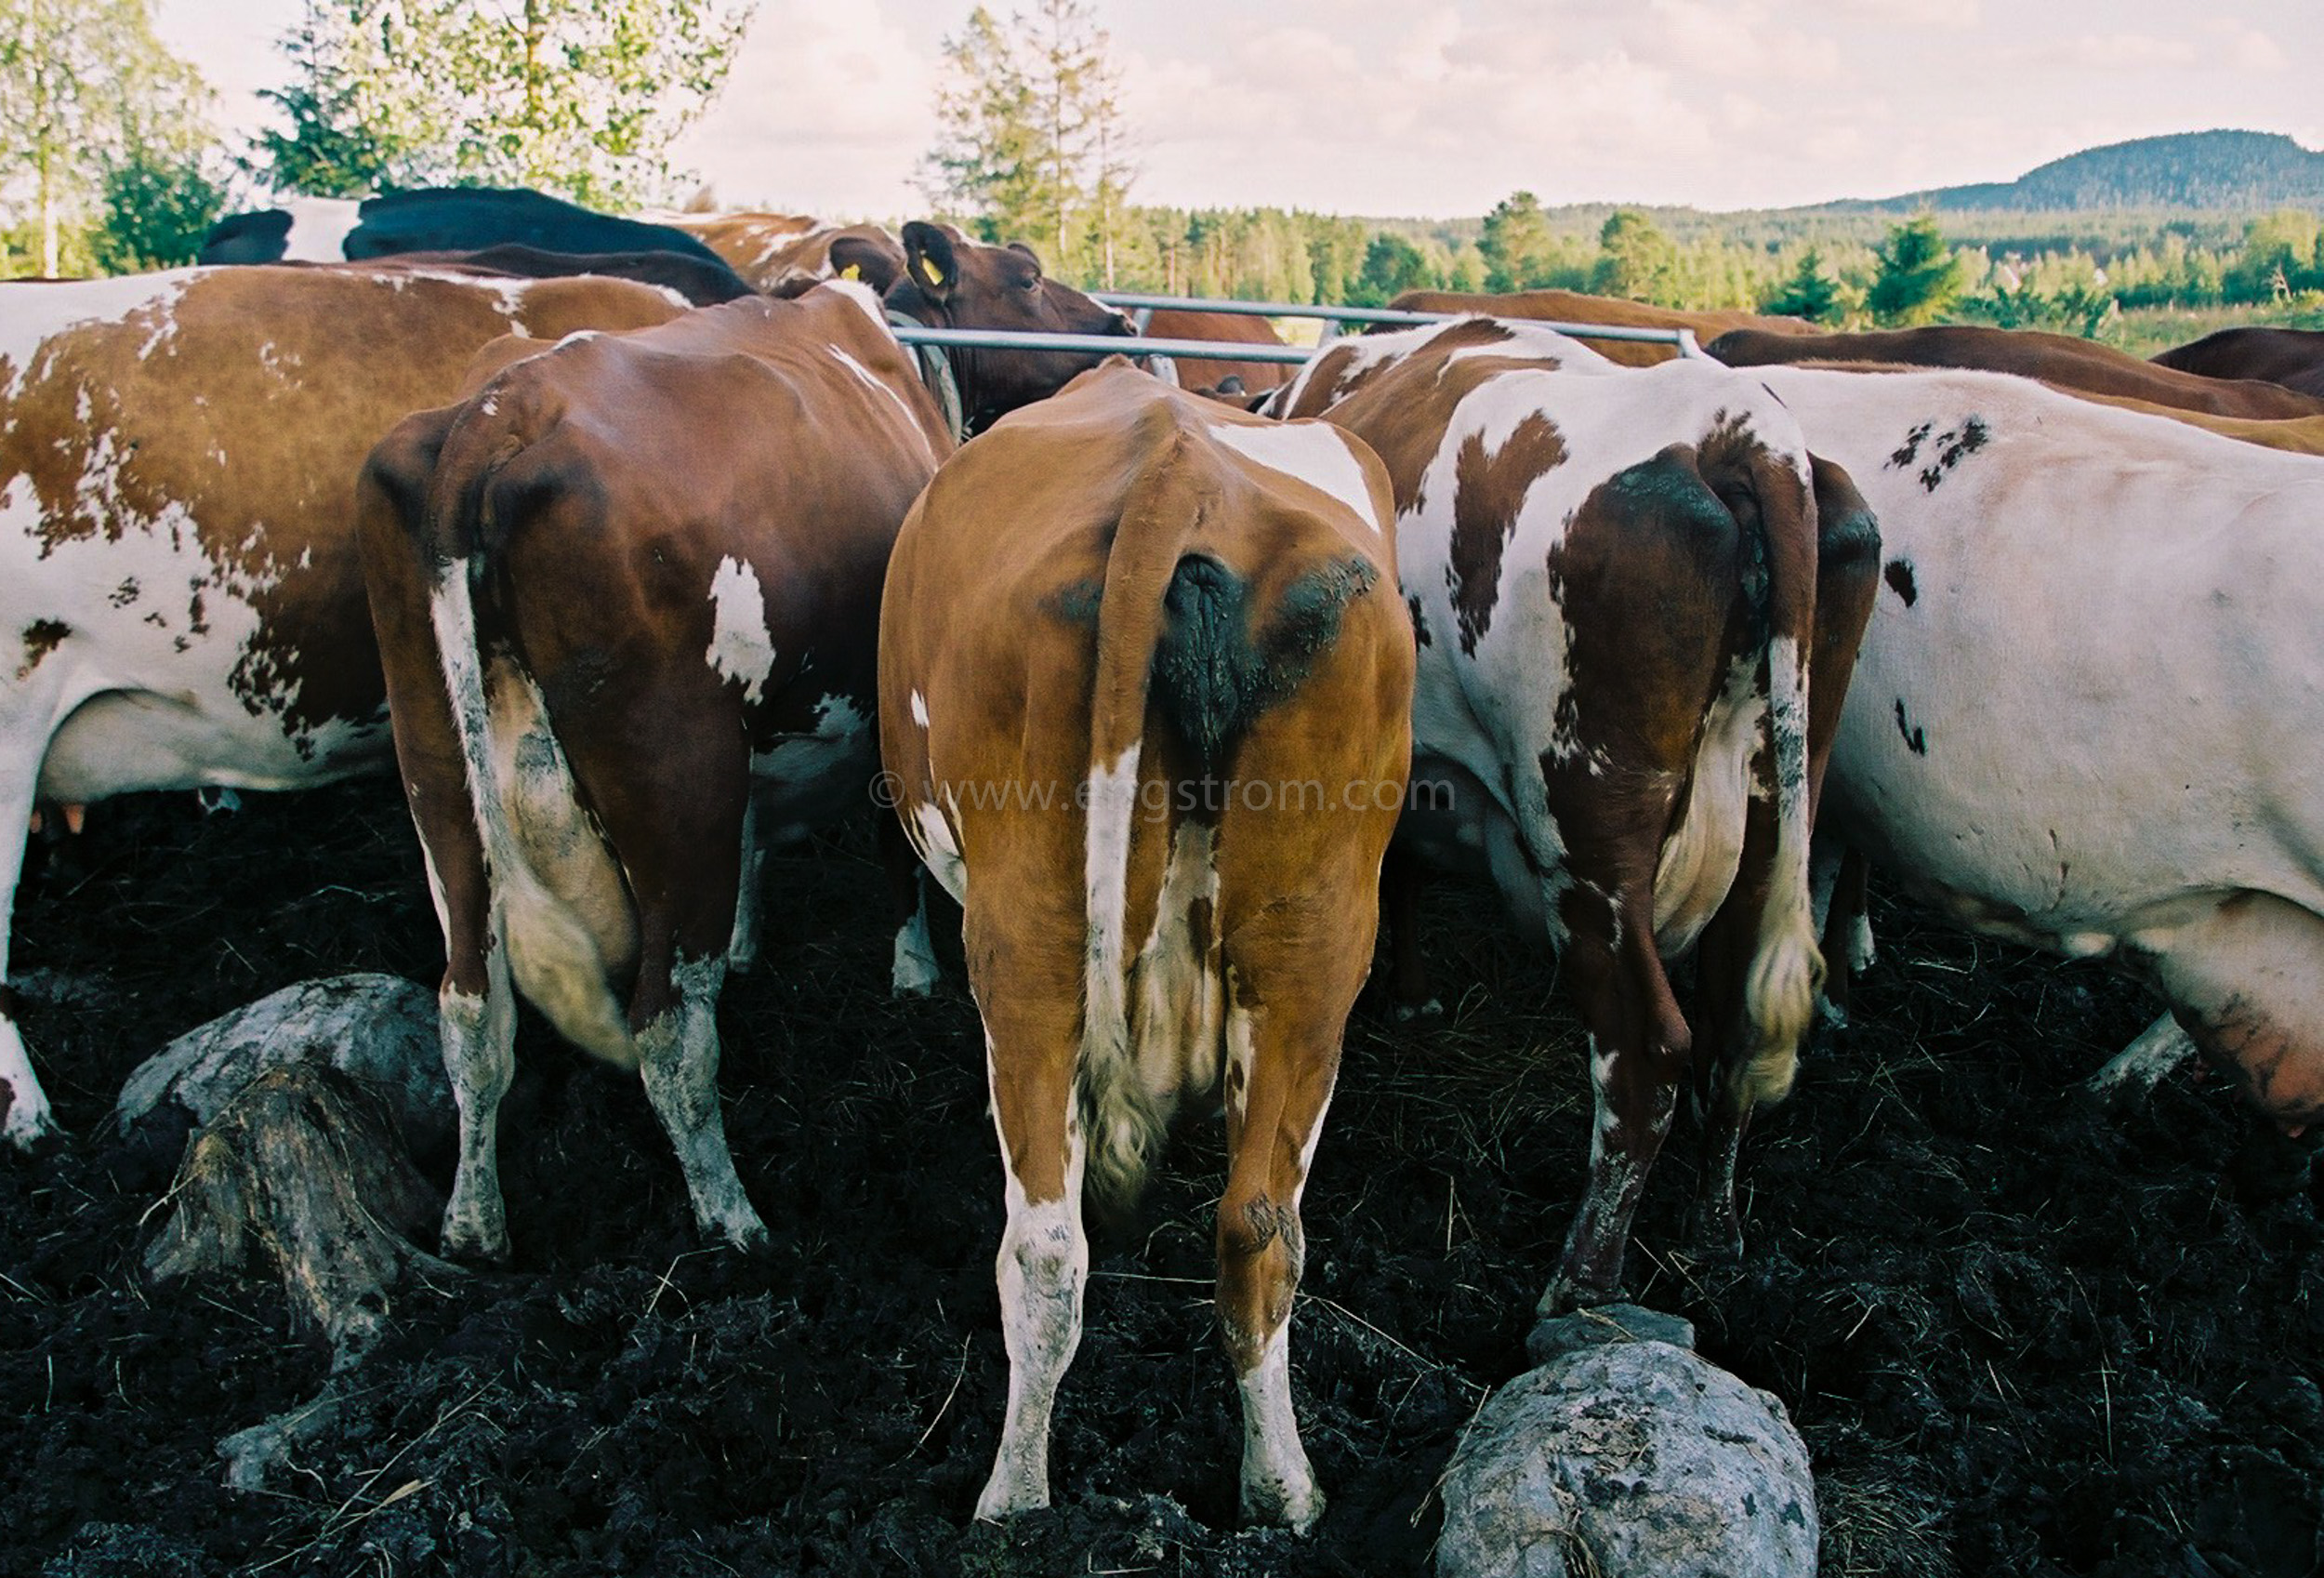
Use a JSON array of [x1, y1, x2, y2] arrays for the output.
[[1095, 133, 2324, 344]]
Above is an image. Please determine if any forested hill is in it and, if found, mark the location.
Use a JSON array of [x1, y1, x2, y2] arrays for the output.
[[1828, 130, 2324, 213]]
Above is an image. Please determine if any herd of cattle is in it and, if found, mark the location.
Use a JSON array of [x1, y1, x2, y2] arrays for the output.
[[6, 184, 2324, 1530]]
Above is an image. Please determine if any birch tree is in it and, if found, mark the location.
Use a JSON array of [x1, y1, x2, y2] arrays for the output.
[[0, 0, 207, 274]]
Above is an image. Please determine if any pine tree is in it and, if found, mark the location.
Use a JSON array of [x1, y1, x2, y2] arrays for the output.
[[1478, 190, 1556, 293], [1591, 209, 1677, 303], [1763, 246, 1840, 322], [921, 0, 1133, 283], [1867, 215, 1967, 325]]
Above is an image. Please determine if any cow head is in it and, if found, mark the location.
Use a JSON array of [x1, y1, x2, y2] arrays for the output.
[[888, 219, 1134, 431]]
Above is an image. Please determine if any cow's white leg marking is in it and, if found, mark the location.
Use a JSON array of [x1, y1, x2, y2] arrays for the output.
[[890, 882, 941, 997], [977, 1080, 1087, 1522], [1, 711, 62, 1147], [439, 938, 517, 1260], [1237, 1323, 1323, 1532], [2088, 1013, 2199, 1101], [635, 953, 767, 1253], [729, 792, 765, 974]]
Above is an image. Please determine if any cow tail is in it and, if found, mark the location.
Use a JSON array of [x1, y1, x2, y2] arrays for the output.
[[1076, 408, 1209, 1227], [1738, 448, 1825, 1105]]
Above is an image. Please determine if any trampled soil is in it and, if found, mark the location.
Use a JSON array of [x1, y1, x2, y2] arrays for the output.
[[3, 778, 2318, 1577]]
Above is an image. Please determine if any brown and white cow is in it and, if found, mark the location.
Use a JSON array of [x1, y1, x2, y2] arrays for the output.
[[358, 283, 955, 1262], [360, 227, 1137, 1261], [1753, 365, 2324, 1137], [1270, 316, 1882, 1311], [880, 363, 1412, 1529], [651, 210, 911, 298], [1710, 323, 2324, 421], [0, 265, 694, 1149], [1389, 287, 1818, 366]]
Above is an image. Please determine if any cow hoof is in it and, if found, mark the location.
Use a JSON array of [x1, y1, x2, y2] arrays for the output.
[[6, 1115, 69, 1159], [1393, 997, 1444, 1023], [712, 1212, 773, 1257], [1684, 1208, 1747, 1268], [1242, 1476, 1325, 1534], [890, 961, 942, 999], [973, 1478, 1049, 1524], [438, 1212, 512, 1267]]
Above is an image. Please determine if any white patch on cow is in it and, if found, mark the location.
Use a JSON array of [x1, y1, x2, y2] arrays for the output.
[[822, 276, 891, 335], [0, 272, 201, 396], [0, 1014, 59, 1148], [891, 882, 942, 996], [830, 346, 931, 451], [1224, 998, 1257, 1128], [275, 197, 362, 262], [429, 563, 634, 1073], [1653, 654, 1763, 955], [1131, 818, 1223, 1102], [1206, 420, 1380, 533], [1081, 741, 1142, 1069], [977, 1080, 1087, 1522], [909, 799, 968, 903], [706, 555, 777, 704], [1236, 1323, 1324, 1532], [909, 689, 930, 728]]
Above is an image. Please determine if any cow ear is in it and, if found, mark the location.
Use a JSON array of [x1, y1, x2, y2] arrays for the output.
[[903, 221, 957, 303], [1007, 241, 1044, 273], [830, 232, 903, 295]]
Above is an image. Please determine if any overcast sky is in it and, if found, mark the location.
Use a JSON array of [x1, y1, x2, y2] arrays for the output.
[[158, 0, 2324, 219]]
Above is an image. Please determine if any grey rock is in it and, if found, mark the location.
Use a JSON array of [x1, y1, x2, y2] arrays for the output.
[[1528, 1302, 1697, 1364], [115, 974, 448, 1154], [1437, 1340, 1817, 1578]]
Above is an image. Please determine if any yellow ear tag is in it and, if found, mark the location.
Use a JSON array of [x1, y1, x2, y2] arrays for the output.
[[920, 259, 946, 286], [839, 262, 862, 281]]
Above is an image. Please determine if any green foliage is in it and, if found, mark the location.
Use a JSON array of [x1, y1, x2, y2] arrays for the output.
[[1479, 190, 1586, 292], [1762, 246, 1840, 322], [1345, 232, 1438, 307], [256, 0, 750, 208], [1591, 208, 1677, 303], [1867, 214, 1967, 325], [0, 0, 210, 274], [2227, 208, 2323, 301], [922, 0, 1129, 283], [93, 138, 226, 270]]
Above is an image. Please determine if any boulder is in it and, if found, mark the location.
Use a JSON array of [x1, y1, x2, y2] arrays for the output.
[[115, 974, 449, 1154], [1436, 1332, 1816, 1578]]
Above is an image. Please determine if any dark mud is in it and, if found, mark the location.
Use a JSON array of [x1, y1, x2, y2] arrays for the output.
[[3, 778, 2319, 1577]]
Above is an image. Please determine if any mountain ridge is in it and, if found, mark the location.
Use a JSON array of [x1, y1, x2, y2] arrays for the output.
[[1819, 129, 2324, 214]]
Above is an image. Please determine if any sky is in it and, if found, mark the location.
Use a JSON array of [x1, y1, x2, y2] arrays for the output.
[[157, 0, 2324, 220]]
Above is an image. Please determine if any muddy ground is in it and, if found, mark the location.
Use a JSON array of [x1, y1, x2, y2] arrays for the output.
[[2, 777, 2318, 1577]]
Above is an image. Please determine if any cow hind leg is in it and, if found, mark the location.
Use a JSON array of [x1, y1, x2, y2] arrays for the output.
[[972, 976, 1089, 1522], [439, 923, 519, 1261], [0, 760, 62, 1151], [634, 952, 768, 1253], [1216, 978, 1340, 1532], [1542, 902, 1691, 1314], [883, 810, 942, 997]]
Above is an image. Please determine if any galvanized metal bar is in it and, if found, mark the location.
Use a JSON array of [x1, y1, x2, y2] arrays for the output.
[[1091, 291, 1707, 358], [889, 327, 1318, 363]]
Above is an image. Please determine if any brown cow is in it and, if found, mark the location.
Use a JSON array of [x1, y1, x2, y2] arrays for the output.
[[1271, 315, 1881, 1311], [360, 225, 1136, 1261], [881, 363, 1411, 1529], [2151, 325, 2324, 398], [1139, 308, 1296, 394], [654, 210, 911, 298], [0, 265, 693, 1150], [1710, 324, 2324, 420], [1390, 287, 1817, 366], [884, 222, 1136, 434], [358, 285, 955, 1262]]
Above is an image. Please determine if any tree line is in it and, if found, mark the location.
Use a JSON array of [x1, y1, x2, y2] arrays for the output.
[[4, 0, 2319, 343]]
